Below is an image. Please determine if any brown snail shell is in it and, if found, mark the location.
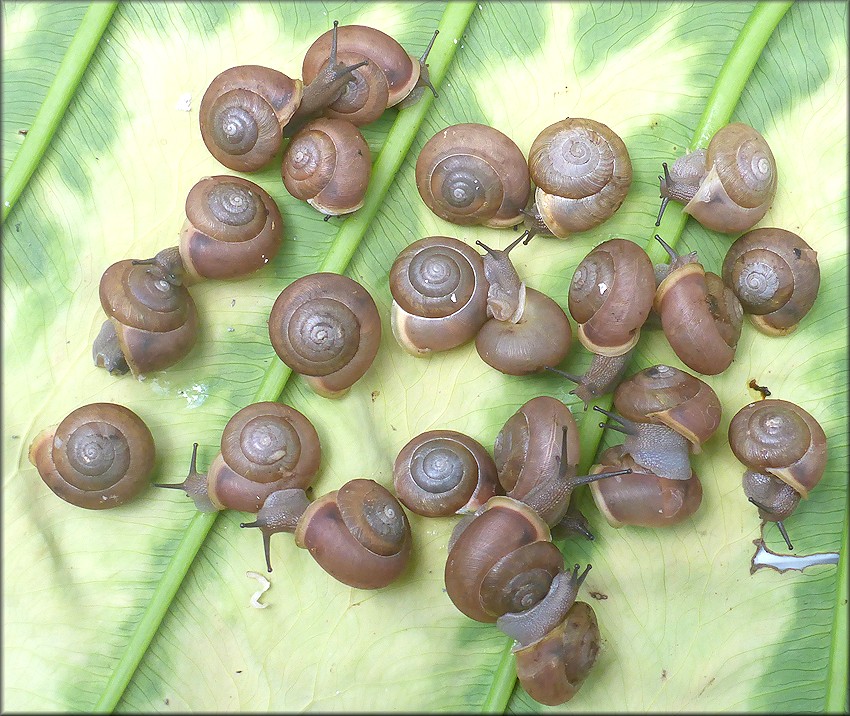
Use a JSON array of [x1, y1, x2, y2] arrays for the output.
[[389, 236, 489, 355], [614, 364, 722, 451], [526, 118, 632, 238], [177, 175, 283, 282], [721, 227, 820, 335], [205, 402, 321, 513], [302, 24, 420, 109], [281, 117, 371, 216], [415, 123, 531, 228], [654, 237, 742, 375], [269, 273, 382, 398], [657, 123, 777, 233], [568, 239, 655, 356], [94, 259, 198, 376], [393, 430, 499, 517], [199, 65, 302, 172], [589, 445, 703, 528], [29, 403, 155, 509], [294, 478, 411, 589], [444, 496, 559, 622]]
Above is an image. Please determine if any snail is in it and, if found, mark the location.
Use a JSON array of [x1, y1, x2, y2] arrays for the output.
[[524, 118, 632, 239], [268, 273, 381, 398], [550, 239, 655, 408], [655, 122, 777, 233], [474, 233, 573, 376], [654, 234, 743, 375], [389, 236, 489, 356], [199, 22, 367, 171], [494, 396, 630, 529], [415, 123, 531, 228], [593, 364, 722, 482], [133, 176, 283, 285], [92, 258, 198, 376], [155, 401, 321, 514], [393, 430, 499, 517], [721, 227, 820, 335], [281, 117, 371, 216], [241, 478, 411, 588], [29, 403, 155, 509], [302, 24, 438, 120], [444, 496, 600, 705], [588, 445, 703, 528], [728, 399, 827, 550]]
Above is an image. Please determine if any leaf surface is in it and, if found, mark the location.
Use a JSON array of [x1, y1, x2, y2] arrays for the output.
[[2, 1, 846, 712]]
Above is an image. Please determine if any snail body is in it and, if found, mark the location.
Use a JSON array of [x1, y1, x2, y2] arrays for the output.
[[281, 117, 371, 216], [93, 259, 198, 376], [242, 478, 411, 587], [721, 227, 820, 335], [389, 236, 489, 356], [525, 118, 632, 239], [654, 235, 743, 375], [729, 399, 827, 550], [29, 403, 155, 509], [269, 273, 381, 398], [393, 430, 499, 517], [415, 123, 531, 228], [156, 402, 321, 514], [656, 122, 777, 233], [474, 234, 572, 376]]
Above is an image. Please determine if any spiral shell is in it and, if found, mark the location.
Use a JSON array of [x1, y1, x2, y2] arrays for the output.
[[655, 255, 743, 375], [302, 24, 420, 108], [96, 259, 198, 376], [728, 399, 827, 498], [613, 364, 722, 451], [295, 478, 412, 589], [568, 239, 655, 356], [445, 496, 559, 622], [178, 175, 283, 282], [722, 227, 820, 335], [206, 402, 321, 513], [29, 403, 155, 509], [199, 65, 302, 172], [282, 117, 371, 215], [269, 273, 381, 398], [390, 236, 489, 355], [415, 124, 531, 228], [317, 50, 389, 125], [393, 430, 499, 517], [527, 118, 632, 238]]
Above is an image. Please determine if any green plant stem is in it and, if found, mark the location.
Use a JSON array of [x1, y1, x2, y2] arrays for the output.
[[1, 2, 117, 224], [825, 496, 849, 712], [483, 1, 794, 712], [92, 3, 477, 712]]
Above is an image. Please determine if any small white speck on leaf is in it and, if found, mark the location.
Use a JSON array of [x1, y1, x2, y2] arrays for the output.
[[246, 571, 271, 609], [175, 93, 192, 112], [453, 38, 458, 44]]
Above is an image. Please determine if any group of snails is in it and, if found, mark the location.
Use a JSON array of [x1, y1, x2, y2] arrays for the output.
[[26, 18, 831, 708]]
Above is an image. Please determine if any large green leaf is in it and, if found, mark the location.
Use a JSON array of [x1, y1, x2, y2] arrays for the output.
[[2, 1, 847, 712]]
